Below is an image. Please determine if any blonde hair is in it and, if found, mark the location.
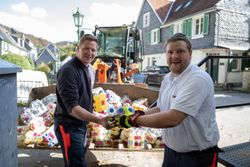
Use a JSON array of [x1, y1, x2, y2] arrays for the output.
[[78, 34, 98, 47]]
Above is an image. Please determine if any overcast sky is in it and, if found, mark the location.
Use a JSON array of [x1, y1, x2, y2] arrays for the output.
[[0, 0, 143, 43]]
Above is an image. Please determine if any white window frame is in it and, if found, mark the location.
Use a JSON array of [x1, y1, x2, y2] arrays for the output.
[[150, 28, 160, 45], [143, 12, 150, 28], [174, 22, 182, 33], [192, 14, 204, 39]]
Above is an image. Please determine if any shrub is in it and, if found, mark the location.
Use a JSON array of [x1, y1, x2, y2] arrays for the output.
[[37, 62, 51, 74], [1, 52, 33, 70]]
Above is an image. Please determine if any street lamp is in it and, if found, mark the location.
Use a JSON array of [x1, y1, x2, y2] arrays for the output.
[[73, 8, 84, 42]]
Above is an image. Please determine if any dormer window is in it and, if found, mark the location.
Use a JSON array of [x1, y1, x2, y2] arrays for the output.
[[175, 4, 183, 12], [184, 0, 192, 8]]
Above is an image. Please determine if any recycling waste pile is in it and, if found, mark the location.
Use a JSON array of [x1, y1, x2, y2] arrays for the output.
[[17, 85, 164, 150]]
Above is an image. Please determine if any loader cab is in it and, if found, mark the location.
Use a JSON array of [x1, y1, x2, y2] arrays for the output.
[[94, 25, 142, 70]]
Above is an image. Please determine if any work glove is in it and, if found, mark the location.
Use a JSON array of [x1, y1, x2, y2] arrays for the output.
[[113, 110, 145, 128]]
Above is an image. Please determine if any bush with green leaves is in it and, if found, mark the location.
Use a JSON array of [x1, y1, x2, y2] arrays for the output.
[[0, 52, 33, 70], [37, 62, 51, 74]]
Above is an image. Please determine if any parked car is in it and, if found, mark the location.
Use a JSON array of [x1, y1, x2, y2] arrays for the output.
[[143, 65, 170, 86]]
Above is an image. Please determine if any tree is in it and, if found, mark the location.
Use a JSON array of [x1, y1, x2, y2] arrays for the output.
[[58, 44, 76, 61], [0, 52, 33, 70]]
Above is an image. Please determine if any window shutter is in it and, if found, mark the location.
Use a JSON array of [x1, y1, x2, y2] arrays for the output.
[[182, 21, 187, 35], [203, 13, 209, 35], [157, 28, 160, 43], [147, 31, 151, 44], [187, 19, 192, 38]]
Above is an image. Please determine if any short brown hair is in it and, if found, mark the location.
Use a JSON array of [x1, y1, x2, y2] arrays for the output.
[[165, 33, 192, 52], [78, 34, 98, 47]]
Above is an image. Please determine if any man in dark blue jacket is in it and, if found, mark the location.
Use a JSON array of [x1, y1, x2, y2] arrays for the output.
[[54, 34, 108, 167]]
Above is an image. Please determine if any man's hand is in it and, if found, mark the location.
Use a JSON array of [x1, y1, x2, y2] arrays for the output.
[[99, 110, 145, 129], [114, 110, 145, 128], [99, 116, 117, 130]]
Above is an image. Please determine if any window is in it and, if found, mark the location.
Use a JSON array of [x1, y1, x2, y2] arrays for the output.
[[96, 28, 126, 55], [168, 25, 174, 36], [192, 13, 209, 38], [231, 59, 238, 70], [150, 28, 160, 45], [195, 19, 199, 35], [175, 4, 183, 12], [143, 12, 150, 28], [153, 31, 157, 42], [175, 23, 182, 33], [194, 17, 203, 35], [184, 0, 192, 8], [230, 54, 241, 72], [200, 18, 204, 34]]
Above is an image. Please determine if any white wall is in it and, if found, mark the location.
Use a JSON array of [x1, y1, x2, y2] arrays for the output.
[[192, 50, 206, 70], [141, 53, 166, 70], [17, 70, 48, 102], [193, 48, 230, 84], [227, 72, 243, 83]]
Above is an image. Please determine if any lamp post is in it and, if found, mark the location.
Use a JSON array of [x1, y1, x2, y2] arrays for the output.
[[73, 8, 84, 42]]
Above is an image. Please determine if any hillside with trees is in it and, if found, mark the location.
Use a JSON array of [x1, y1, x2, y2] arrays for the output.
[[0, 23, 77, 62], [0, 24, 49, 48]]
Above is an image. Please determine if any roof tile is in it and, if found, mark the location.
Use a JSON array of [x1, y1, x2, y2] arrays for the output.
[[167, 0, 219, 23]]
